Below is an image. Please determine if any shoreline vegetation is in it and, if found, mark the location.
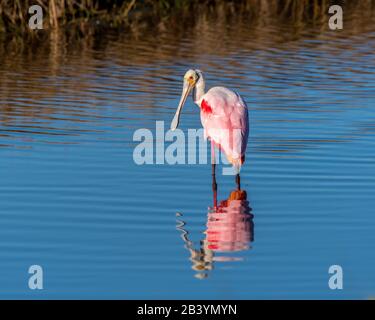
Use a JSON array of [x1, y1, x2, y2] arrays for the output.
[[0, 0, 374, 58], [1, 0, 374, 35]]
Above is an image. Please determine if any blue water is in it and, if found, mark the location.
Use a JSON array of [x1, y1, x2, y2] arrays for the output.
[[0, 14, 375, 299]]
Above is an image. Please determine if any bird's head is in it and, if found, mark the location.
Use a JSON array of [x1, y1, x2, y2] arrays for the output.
[[184, 69, 199, 87], [170, 69, 202, 131]]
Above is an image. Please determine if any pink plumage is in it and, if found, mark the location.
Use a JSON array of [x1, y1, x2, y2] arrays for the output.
[[199, 86, 249, 167]]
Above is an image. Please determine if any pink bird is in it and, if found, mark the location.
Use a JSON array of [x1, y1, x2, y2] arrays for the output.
[[171, 69, 249, 191]]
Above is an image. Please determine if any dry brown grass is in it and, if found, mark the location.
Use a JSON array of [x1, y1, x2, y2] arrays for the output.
[[0, 0, 373, 34]]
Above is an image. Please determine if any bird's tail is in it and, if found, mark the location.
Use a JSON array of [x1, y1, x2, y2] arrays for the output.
[[227, 154, 245, 174]]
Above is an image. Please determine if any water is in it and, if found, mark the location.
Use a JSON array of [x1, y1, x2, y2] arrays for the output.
[[1, 11, 375, 299]]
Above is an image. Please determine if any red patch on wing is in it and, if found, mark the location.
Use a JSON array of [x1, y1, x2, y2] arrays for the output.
[[201, 99, 212, 114]]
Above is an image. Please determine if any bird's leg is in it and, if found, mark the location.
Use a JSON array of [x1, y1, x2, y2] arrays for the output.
[[236, 174, 241, 191], [212, 163, 217, 208], [211, 141, 217, 208]]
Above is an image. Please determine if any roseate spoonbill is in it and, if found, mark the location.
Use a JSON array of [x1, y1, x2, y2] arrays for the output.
[[171, 69, 249, 191]]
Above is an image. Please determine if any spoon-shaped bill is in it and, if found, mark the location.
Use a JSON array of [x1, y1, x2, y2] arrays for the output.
[[171, 83, 192, 131]]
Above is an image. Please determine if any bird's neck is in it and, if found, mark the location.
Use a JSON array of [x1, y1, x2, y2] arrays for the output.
[[193, 77, 205, 105]]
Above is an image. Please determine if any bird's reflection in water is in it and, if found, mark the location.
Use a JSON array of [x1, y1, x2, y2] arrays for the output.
[[176, 188, 254, 279]]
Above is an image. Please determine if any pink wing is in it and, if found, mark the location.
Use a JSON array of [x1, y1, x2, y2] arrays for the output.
[[200, 87, 249, 165]]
